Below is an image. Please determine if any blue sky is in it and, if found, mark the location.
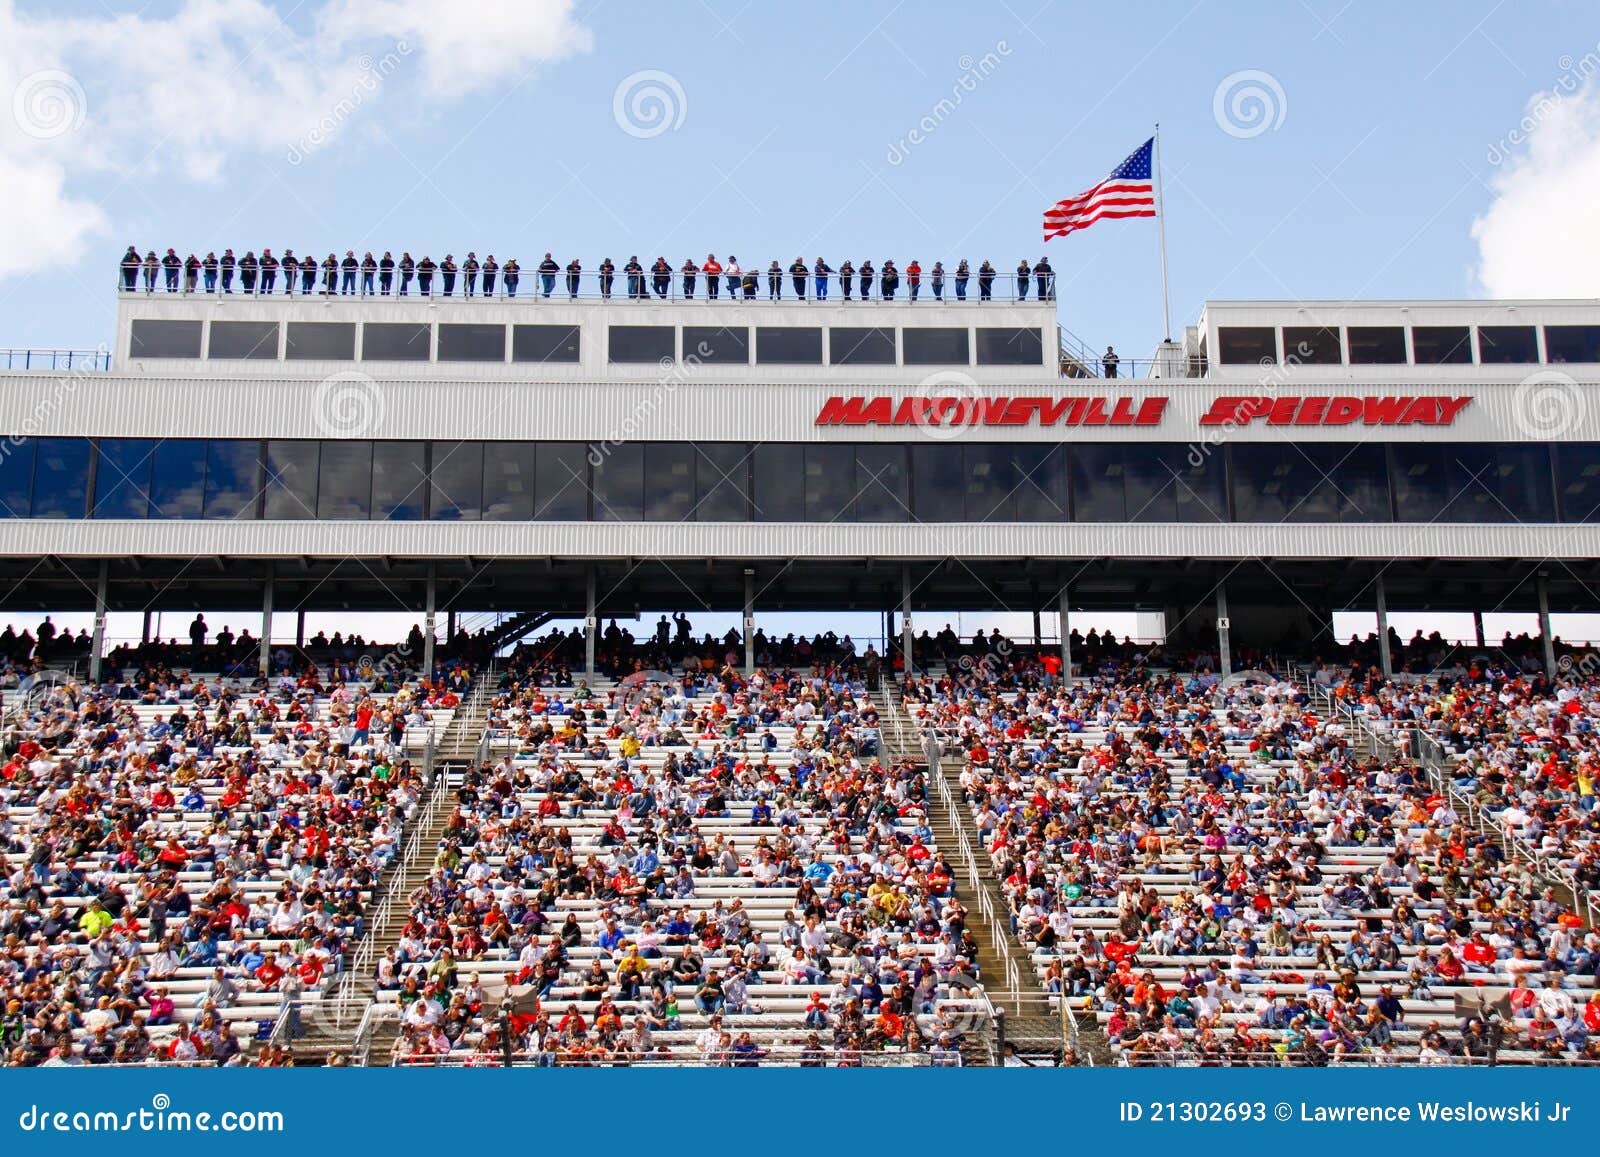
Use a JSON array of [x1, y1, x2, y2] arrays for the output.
[[3, 0, 1599, 357], [2, 0, 1599, 650]]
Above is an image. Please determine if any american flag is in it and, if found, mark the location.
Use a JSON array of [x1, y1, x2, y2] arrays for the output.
[[1043, 137, 1156, 242]]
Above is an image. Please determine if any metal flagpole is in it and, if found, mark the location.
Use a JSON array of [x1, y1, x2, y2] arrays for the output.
[[1153, 123, 1172, 341]]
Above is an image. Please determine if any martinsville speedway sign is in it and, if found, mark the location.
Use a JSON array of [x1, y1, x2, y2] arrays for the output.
[[814, 394, 1474, 429]]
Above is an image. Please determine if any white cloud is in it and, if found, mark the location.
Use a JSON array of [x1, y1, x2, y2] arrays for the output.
[[1471, 76, 1600, 299], [0, 0, 591, 279]]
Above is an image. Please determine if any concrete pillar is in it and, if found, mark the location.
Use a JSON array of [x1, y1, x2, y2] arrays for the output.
[[423, 567, 437, 678], [89, 561, 108, 683], [1537, 573, 1556, 678], [1374, 574, 1392, 679], [259, 576, 274, 678], [901, 565, 914, 677], [1216, 586, 1232, 678], [1058, 585, 1072, 681], [584, 566, 597, 675], [743, 569, 755, 673]]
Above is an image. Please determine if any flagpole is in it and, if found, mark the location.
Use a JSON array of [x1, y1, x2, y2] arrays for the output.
[[1153, 123, 1172, 342]]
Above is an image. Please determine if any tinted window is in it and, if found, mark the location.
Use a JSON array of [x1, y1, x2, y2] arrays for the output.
[[1124, 444, 1226, 522], [684, 326, 748, 365], [535, 443, 590, 520], [208, 320, 279, 360], [1346, 326, 1407, 364], [286, 322, 356, 360], [204, 441, 259, 519], [430, 441, 483, 520], [804, 444, 855, 521], [1545, 325, 1600, 364], [1011, 444, 1068, 522], [512, 325, 581, 364], [830, 327, 896, 365], [371, 441, 426, 520], [1439, 443, 1554, 523], [31, 439, 90, 518], [903, 327, 970, 365], [645, 444, 695, 520], [362, 323, 432, 361], [853, 445, 908, 522], [316, 440, 373, 519], [756, 327, 822, 365], [694, 443, 750, 522], [591, 441, 644, 520], [1230, 443, 1389, 523], [93, 439, 155, 518], [130, 320, 202, 358], [976, 327, 1044, 366], [437, 323, 507, 362], [1216, 327, 1276, 365], [149, 439, 206, 519], [753, 444, 805, 521], [0, 440, 36, 517], [1282, 326, 1341, 365], [1477, 325, 1538, 364], [910, 444, 963, 522], [1556, 444, 1600, 522], [964, 444, 1015, 521], [481, 442, 538, 520], [263, 441, 319, 519], [1411, 326, 1472, 365], [609, 326, 675, 364], [1070, 446, 1126, 521]]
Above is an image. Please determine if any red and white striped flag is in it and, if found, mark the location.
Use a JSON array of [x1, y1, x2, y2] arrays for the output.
[[1043, 137, 1156, 242]]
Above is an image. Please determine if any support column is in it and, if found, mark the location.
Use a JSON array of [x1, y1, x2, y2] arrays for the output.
[[1374, 574, 1392, 679], [423, 567, 437, 678], [584, 567, 597, 676], [447, 610, 456, 642], [1215, 586, 1232, 678], [89, 561, 108, 683], [140, 610, 152, 645], [295, 611, 305, 649], [1537, 573, 1556, 678], [259, 576, 274, 678], [1058, 584, 1072, 681], [900, 564, 914, 677], [743, 569, 755, 673], [1473, 610, 1485, 649]]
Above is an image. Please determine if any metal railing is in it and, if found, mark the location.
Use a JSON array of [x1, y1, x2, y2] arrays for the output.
[[1294, 665, 1595, 928], [118, 267, 1061, 305], [0, 347, 112, 372]]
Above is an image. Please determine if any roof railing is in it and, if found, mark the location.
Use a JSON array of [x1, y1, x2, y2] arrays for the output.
[[0, 347, 112, 372]]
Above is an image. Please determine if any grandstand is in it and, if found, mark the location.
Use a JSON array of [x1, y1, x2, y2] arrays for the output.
[[2, 281, 1600, 1066]]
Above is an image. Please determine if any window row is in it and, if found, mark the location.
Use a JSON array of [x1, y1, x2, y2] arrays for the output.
[[128, 320, 1046, 367], [4, 438, 1599, 525], [1216, 323, 1600, 367]]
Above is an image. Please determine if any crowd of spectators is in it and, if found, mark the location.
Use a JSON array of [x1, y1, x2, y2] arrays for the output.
[[0, 644, 477, 1066], [378, 662, 985, 1066], [118, 247, 1056, 303], [905, 658, 1600, 1066]]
